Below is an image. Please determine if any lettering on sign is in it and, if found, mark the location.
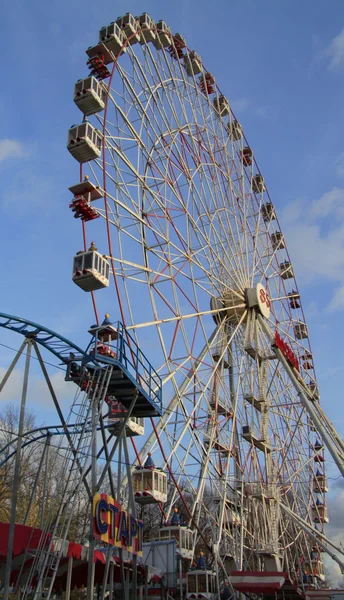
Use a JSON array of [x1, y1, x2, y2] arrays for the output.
[[93, 493, 143, 556], [259, 287, 271, 309], [273, 331, 299, 372]]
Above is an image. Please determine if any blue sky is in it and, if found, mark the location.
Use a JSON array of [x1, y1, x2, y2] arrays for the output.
[[1, 0, 344, 582]]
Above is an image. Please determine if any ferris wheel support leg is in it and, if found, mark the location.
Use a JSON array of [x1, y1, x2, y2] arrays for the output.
[[22, 432, 50, 526], [123, 435, 138, 600], [97, 394, 138, 491], [257, 315, 344, 478], [280, 502, 344, 573], [3, 339, 32, 600], [87, 389, 98, 600], [33, 341, 92, 499], [0, 338, 27, 393], [126, 326, 220, 477]]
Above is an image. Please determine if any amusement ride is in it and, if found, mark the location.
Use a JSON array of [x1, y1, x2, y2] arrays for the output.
[[1, 12, 344, 600]]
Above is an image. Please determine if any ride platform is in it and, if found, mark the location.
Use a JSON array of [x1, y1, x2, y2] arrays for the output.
[[84, 321, 163, 417], [230, 571, 311, 600]]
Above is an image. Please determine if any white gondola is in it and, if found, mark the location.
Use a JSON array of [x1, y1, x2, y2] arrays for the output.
[[132, 456, 167, 504], [294, 322, 308, 339], [159, 526, 194, 560], [313, 474, 328, 493], [67, 122, 102, 163], [280, 261, 294, 280], [311, 503, 328, 523], [116, 13, 140, 44], [186, 570, 217, 599], [252, 174, 265, 194], [107, 399, 144, 436], [72, 243, 109, 292], [261, 202, 276, 222], [213, 95, 230, 116], [74, 77, 106, 116], [184, 51, 202, 76], [227, 120, 242, 141], [271, 231, 285, 251], [153, 20, 172, 49], [307, 381, 320, 400], [98, 21, 127, 56], [137, 13, 156, 44]]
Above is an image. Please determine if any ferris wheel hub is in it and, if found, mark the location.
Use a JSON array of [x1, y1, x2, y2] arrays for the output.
[[211, 283, 270, 324]]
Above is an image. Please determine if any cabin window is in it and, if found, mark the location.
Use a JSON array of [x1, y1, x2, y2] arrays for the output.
[[94, 254, 99, 272], [84, 253, 93, 269], [143, 472, 152, 490], [188, 575, 197, 593], [133, 473, 141, 492], [74, 255, 83, 271], [198, 574, 207, 593]]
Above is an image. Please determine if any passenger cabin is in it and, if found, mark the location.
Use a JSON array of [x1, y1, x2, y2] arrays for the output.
[[288, 291, 300, 309], [186, 570, 217, 599], [311, 502, 328, 523], [98, 21, 127, 56], [303, 558, 325, 581], [67, 122, 102, 163], [271, 231, 285, 251], [170, 33, 187, 60], [280, 261, 294, 280], [132, 455, 167, 504], [137, 13, 156, 43], [116, 13, 140, 44], [252, 174, 265, 194], [153, 20, 172, 49], [184, 51, 202, 76], [227, 120, 242, 141], [301, 352, 313, 370], [69, 178, 103, 222], [307, 381, 320, 400], [159, 525, 194, 560], [294, 323, 308, 339], [241, 425, 271, 453], [199, 72, 215, 95], [74, 77, 106, 116], [241, 147, 253, 167], [313, 472, 328, 493], [213, 95, 230, 116], [313, 440, 324, 452], [72, 243, 110, 292], [107, 399, 144, 436], [261, 202, 276, 222]]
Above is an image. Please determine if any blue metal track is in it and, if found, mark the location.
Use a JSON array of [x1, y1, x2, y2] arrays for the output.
[[0, 313, 86, 364], [0, 421, 113, 467]]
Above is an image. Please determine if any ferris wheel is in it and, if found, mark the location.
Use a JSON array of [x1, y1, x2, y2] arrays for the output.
[[65, 12, 335, 589]]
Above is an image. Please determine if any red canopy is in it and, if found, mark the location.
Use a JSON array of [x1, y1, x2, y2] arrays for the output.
[[0, 522, 142, 589]]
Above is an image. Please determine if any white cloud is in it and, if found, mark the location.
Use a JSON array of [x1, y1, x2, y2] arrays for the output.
[[231, 97, 251, 113], [282, 187, 344, 311], [0, 139, 26, 162], [325, 491, 344, 586], [335, 153, 344, 178], [327, 286, 344, 312], [0, 367, 74, 413], [326, 27, 344, 69], [310, 187, 344, 218]]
